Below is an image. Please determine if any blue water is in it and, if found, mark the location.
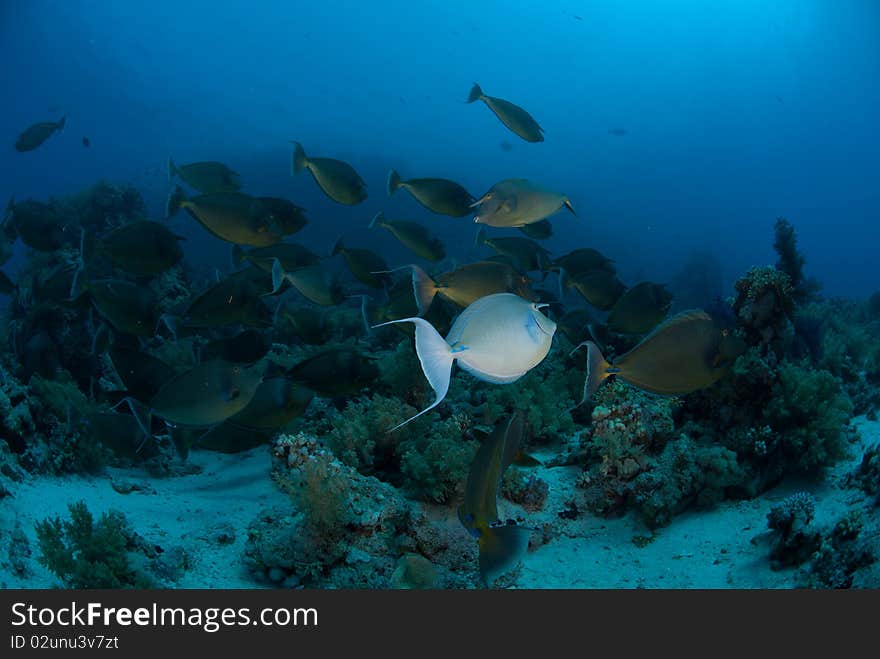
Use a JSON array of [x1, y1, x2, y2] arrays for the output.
[[2, 0, 878, 298]]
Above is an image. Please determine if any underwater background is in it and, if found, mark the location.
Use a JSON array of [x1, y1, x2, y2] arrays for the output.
[[1, 0, 879, 589]]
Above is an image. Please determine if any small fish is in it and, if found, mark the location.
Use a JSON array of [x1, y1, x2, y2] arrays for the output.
[[82, 136, 90, 148], [473, 179, 574, 228], [149, 360, 264, 427], [291, 141, 367, 205], [267, 260, 345, 306], [574, 309, 747, 404], [332, 238, 390, 289], [476, 228, 550, 273], [369, 212, 445, 261], [168, 158, 241, 194], [518, 219, 553, 240], [387, 169, 475, 217], [499, 140, 513, 152], [200, 329, 270, 364], [15, 116, 66, 152], [0, 270, 14, 295], [257, 196, 308, 235], [466, 83, 544, 143], [94, 221, 184, 276], [459, 411, 532, 586], [407, 261, 535, 315], [166, 186, 283, 247], [608, 127, 628, 137], [375, 293, 556, 429], [607, 282, 673, 335], [287, 348, 379, 397]]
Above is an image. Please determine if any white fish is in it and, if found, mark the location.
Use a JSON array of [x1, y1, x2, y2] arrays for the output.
[[374, 293, 556, 430]]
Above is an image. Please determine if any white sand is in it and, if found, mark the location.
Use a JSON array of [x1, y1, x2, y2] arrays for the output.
[[2, 417, 877, 589]]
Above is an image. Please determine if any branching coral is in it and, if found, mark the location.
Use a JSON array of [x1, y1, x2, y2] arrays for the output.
[[733, 266, 795, 353], [766, 491, 820, 570], [35, 501, 154, 588], [764, 362, 852, 473], [773, 217, 820, 305], [629, 435, 744, 529]]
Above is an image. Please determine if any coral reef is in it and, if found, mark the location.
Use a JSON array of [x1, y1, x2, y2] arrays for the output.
[[502, 468, 550, 512], [766, 492, 820, 569], [804, 511, 876, 588], [35, 501, 155, 588]]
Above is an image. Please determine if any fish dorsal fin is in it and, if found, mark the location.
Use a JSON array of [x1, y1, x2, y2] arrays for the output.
[[636, 309, 711, 345]]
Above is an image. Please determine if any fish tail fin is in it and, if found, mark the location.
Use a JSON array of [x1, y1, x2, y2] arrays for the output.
[[331, 236, 344, 257], [263, 257, 287, 296], [387, 169, 403, 196], [478, 524, 532, 587], [371, 317, 453, 430], [165, 185, 186, 220], [563, 198, 576, 216], [368, 211, 384, 229], [467, 82, 484, 104], [156, 313, 180, 342], [475, 226, 486, 247], [291, 141, 307, 175], [409, 263, 438, 316], [570, 341, 612, 407]]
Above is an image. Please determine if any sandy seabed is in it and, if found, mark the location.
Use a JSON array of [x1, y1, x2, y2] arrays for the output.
[[2, 418, 878, 590]]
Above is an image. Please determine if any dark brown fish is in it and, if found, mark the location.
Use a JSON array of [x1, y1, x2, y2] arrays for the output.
[[15, 116, 66, 152], [575, 309, 746, 404], [286, 348, 378, 397], [607, 282, 673, 335]]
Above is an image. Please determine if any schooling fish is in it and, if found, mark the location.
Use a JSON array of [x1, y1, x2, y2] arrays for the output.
[[277, 304, 330, 345], [182, 275, 272, 329], [286, 348, 379, 397], [552, 247, 616, 278], [466, 83, 544, 143], [5, 198, 71, 252], [258, 196, 308, 235], [109, 343, 177, 403], [15, 116, 66, 152], [518, 219, 553, 240], [459, 411, 532, 586], [94, 220, 184, 276], [85, 279, 159, 337], [166, 186, 283, 247], [332, 238, 390, 289], [200, 328, 270, 364], [473, 179, 574, 228], [386, 168, 475, 217], [234, 242, 320, 274], [375, 293, 556, 430], [226, 376, 315, 430], [168, 158, 241, 194], [574, 309, 747, 404], [607, 282, 673, 335], [407, 262, 535, 315], [291, 141, 367, 205], [267, 260, 345, 306], [370, 212, 445, 262], [476, 228, 550, 273], [565, 270, 627, 310], [149, 360, 264, 427]]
